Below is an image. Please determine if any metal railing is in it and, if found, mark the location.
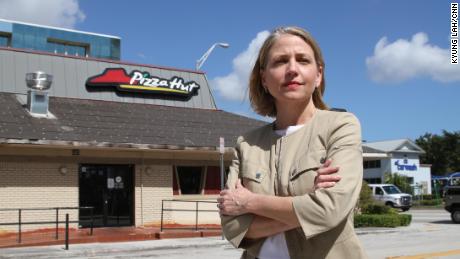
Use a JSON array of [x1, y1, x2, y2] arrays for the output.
[[160, 200, 220, 232], [0, 206, 94, 244]]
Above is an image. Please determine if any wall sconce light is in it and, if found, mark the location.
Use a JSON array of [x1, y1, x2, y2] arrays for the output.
[[144, 167, 153, 176], [59, 166, 68, 175]]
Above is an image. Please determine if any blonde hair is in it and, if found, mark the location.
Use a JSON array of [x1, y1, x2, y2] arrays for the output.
[[249, 26, 328, 117]]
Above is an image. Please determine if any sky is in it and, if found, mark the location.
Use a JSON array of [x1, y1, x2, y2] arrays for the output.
[[0, 0, 458, 142]]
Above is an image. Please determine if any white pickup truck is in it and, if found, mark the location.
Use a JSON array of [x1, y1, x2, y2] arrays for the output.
[[368, 184, 412, 211]]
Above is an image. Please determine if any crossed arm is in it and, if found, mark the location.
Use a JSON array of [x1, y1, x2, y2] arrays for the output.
[[220, 113, 363, 249], [218, 159, 340, 239]]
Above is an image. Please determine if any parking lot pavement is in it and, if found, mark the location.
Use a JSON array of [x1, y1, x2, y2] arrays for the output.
[[1, 210, 455, 259]]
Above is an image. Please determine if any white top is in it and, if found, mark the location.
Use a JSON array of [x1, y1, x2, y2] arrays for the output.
[[258, 124, 305, 259]]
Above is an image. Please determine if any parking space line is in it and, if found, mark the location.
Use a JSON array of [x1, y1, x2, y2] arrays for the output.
[[387, 249, 460, 259]]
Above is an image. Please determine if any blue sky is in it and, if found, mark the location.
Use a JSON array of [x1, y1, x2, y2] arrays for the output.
[[0, 0, 458, 142]]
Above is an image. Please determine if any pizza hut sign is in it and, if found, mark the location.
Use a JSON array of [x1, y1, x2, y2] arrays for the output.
[[86, 68, 200, 97]]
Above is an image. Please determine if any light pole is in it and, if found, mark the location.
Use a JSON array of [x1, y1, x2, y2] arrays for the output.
[[196, 42, 229, 70]]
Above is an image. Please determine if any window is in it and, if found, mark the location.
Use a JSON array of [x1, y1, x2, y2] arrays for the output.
[[175, 166, 203, 195], [451, 177, 460, 186], [407, 177, 414, 185], [375, 187, 384, 195], [446, 188, 460, 195], [363, 160, 381, 169], [47, 38, 88, 57], [0, 33, 11, 47], [173, 166, 229, 195], [204, 166, 221, 194], [382, 185, 402, 194], [203, 166, 230, 194]]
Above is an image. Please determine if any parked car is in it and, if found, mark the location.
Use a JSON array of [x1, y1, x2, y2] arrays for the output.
[[368, 184, 412, 211], [443, 185, 460, 223]]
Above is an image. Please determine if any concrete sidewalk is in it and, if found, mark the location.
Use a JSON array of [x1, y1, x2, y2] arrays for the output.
[[0, 237, 231, 259], [0, 223, 425, 259], [0, 225, 221, 249]]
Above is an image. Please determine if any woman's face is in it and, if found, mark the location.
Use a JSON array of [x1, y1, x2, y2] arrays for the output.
[[261, 34, 322, 107]]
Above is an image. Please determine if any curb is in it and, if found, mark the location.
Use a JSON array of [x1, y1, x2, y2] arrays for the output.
[[0, 226, 423, 257], [355, 228, 401, 235]]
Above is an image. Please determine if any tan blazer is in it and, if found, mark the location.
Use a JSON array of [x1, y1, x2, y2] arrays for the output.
[[221, 110, 368, 259]]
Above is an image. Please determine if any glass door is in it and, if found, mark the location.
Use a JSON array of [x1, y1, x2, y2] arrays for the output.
[[79, 164, 134, 228]]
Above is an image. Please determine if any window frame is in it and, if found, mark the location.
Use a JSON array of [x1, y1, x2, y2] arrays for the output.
[[0, 32, 12, 47], [174, 166, 206, 195], [363, 159, 382, 169], [47, 37, 89, 57]]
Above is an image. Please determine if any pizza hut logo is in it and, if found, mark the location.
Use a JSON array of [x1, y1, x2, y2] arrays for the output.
[[86, 68, 200, 96]]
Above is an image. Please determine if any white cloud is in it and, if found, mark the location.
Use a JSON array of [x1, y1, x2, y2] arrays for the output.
[[366, 32, 460, 83], [0, 0, 85, 28], [211, 31, 270, 101]]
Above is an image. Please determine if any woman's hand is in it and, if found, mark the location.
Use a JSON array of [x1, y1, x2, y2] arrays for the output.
[[314, 159, 341, 190], [218, 179, 253, 216], [218, 159, 341, 215]]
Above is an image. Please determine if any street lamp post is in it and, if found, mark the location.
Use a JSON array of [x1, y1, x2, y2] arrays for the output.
[[196, 42, 229, 70]]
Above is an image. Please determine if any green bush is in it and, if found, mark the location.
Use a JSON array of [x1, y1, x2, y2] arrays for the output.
[[356, 181, 374, 212], [399, 214, 412, 226], [361, 204, 397, 215], [354, 214, 412, 228], [420, 194, 434, 200]]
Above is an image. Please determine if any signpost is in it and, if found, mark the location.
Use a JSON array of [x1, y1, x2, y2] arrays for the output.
[[219, 137, 225, 240], [219, 137, 225, 192]]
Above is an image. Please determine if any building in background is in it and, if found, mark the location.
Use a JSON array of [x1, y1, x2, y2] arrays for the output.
[[0, 18, 120, 60], [0, 20, 264, 231], [362, 139, 432, 195]]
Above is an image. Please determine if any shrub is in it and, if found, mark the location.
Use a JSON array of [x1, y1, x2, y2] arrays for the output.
[[356, 181, 374, 213], [420, 194, 434, 200], [399, 214, 412, 226], [361, 203, 397, 215], [354, 214, 412, 228]]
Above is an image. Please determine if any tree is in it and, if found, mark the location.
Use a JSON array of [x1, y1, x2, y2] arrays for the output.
[[415, 130, 460, 176], [385, 172, 413, 195], [356, 180, 376, 215], [443, 131, 460, 174], [358, 180, 374, 208]]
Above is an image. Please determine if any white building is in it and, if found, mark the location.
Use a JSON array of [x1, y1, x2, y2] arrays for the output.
[[362, 139, 432, 195]]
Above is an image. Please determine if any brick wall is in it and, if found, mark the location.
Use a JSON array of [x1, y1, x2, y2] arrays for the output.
[[0, 157, 220, 233], [0, 161, 78, 232], [135, 165, 173, 226]]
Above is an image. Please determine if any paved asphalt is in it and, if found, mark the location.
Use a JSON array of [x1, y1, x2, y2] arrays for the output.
[[1, 209, 458, 259]]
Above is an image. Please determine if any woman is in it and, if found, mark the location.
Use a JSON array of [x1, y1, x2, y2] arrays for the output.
[[219, 26, 367, 259]]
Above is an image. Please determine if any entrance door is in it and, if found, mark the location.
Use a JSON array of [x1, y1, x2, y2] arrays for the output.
[[79, 164, 134, 228]]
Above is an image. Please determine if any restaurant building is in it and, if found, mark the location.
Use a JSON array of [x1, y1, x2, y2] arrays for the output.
[[362, 139, 432, 195], [0, 19, 265, 231]]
